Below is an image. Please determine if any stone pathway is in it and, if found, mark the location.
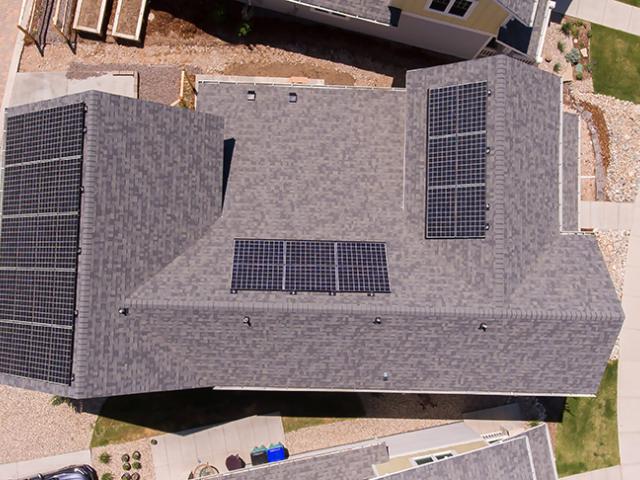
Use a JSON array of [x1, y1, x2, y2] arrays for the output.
[[554, 0, 640, 35]]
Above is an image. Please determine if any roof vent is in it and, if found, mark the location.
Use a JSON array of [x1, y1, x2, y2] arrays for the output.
[[383, 372, 389, 381], [478, 322, 488, 332], [485, 146, 491, 154], [118, 307, 129, 316], [247, 90, 256, 101], [373, 317, 382, 325], [243, 316, 252, 327], [288, 92, 297, 103], [485, 223, 490, 231]]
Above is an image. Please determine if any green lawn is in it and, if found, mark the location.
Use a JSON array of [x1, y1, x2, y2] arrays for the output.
[[555, 361, 620, 477], [591, 24, 640, 104], [91, 389, 364, 447], [615, 0, 640, 6]]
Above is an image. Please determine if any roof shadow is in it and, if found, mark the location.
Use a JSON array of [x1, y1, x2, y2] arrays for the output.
[[77, 389, 565, 438], [147, 0, 457, 87]]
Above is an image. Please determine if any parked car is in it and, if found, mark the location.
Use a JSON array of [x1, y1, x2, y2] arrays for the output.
[[23, 465, 98, 480]]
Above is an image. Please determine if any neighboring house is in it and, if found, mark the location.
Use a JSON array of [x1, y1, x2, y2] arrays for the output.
[[0, 55, 623, 398], [194, 423, 557, 479], [241, 0, 554, 61]]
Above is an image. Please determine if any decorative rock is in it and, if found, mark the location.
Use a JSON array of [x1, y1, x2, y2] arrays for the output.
[[580, 48, 588, 58]]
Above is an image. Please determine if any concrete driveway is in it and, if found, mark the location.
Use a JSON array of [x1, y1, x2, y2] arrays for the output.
[[0, 450, 91, 480], [150, 414, 284, 480]]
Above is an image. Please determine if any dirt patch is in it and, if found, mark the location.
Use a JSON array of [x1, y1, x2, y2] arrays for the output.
[[224, 61, 355, 86], [76, 0, 107, 30], [115, 0, 144, 36], [67, 62, 181, 103]]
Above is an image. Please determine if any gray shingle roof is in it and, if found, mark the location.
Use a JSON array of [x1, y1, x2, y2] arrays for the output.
[[216, 443, 387, 480], [0, 56, 623, 398], [562, 112, 580, 232], [376, 424, 557, 480], [289, 0, 394, 24], [496, 0, 541, 25]]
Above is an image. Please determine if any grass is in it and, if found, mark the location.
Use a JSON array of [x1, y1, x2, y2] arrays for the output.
[[555, 361, 620, 477], [90, 389, 364, 447], [615, 0, 640, 6], [590, 24, 640, 103]]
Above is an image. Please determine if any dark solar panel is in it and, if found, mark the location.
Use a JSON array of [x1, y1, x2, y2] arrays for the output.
[[0, 103, 84, 385], [426, 81, 488, 239], [231, 239, 390, 294]]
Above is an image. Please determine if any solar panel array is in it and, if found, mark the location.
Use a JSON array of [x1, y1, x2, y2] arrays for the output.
[[0, 103, 85, 385], [231, 239, 390, 294], [426, 81, 488, 239]]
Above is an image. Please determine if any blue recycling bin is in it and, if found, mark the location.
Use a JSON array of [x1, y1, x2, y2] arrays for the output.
[[266, 442, 286, 462]]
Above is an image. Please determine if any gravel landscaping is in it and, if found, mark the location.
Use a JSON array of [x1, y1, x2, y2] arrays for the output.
[[92, 439, 155, 480], [596, 230, 630, 300], [0, 386, 97, 464]]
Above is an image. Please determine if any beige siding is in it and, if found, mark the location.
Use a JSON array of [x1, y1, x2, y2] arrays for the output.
[[391, 0, 509, 34]]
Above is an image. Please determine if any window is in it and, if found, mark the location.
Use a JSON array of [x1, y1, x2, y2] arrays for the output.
[[427, 0, 475, 17], [412, 451, 454, 466]]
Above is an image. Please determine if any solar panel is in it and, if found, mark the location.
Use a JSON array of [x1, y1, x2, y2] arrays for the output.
[[0, 103, 85, 384], [231, 239, 390, 294], [426, 81, 488, 239]]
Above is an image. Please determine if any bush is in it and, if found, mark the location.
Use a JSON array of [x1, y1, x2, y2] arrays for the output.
[[123, 463, 131, 471], [557, 40, 565, 52], [553, 63, 562, 73], [121, 454, 130, 463], [561, 22, 572, 35], [237, 21, 252, 37], [120, 474, 131, 480], [131, 474, 140, 480], [132, 451, 141, 461], [132, 462, 142, 470], [576, 63, 584, 80], [565, 48, 581, 65], [101, 474, 114, 480], [99, 452, 111, 464], [587, 29, 593, 38], [51, 395, 66, 406]]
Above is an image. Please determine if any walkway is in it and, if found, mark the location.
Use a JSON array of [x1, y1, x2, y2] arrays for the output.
[[580, 201, 635, 231], [0, 449, 91, 480], [0, 0, 23, 121], [150, 414, 285, 480], [554, 0, 640, 35], [618, 194, 640, 479], [565, 466, 622, 480]]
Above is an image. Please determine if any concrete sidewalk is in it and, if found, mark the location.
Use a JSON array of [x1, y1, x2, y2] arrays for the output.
[[150, 414, 284, 480], [0, 450, 91, 480], [554, 0, 640, 35], [618, 193, 640, 479], [565, 466, 622, 480], [580, 201, 635, 230]]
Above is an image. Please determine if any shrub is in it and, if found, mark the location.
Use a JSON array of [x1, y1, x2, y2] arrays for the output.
[[587, 29, 592, 38], [576, 63, 584, 80], [553, 63, 562, 73], [132, 462, 142, 470], [565, 48, 581, 65], [237, 21, 252, 37], [576, 71, 584, 80], [131, 474, 140, 480], [132, 451, 141, 461], [101, 474, 114, 480], [120, 474, 130, 480], [150, 439, 158, 445], [99, 452, 111, 464], [121, 454, 130, 463], [529, 420, 541, 427], [557, 40, 565, 52], [122, 463, 131, 471], [561, 22, 572, 35], [51, 395, 66, 406]]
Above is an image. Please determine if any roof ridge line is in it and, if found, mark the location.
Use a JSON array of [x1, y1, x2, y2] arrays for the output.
[[125, 298, 620, 320]]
